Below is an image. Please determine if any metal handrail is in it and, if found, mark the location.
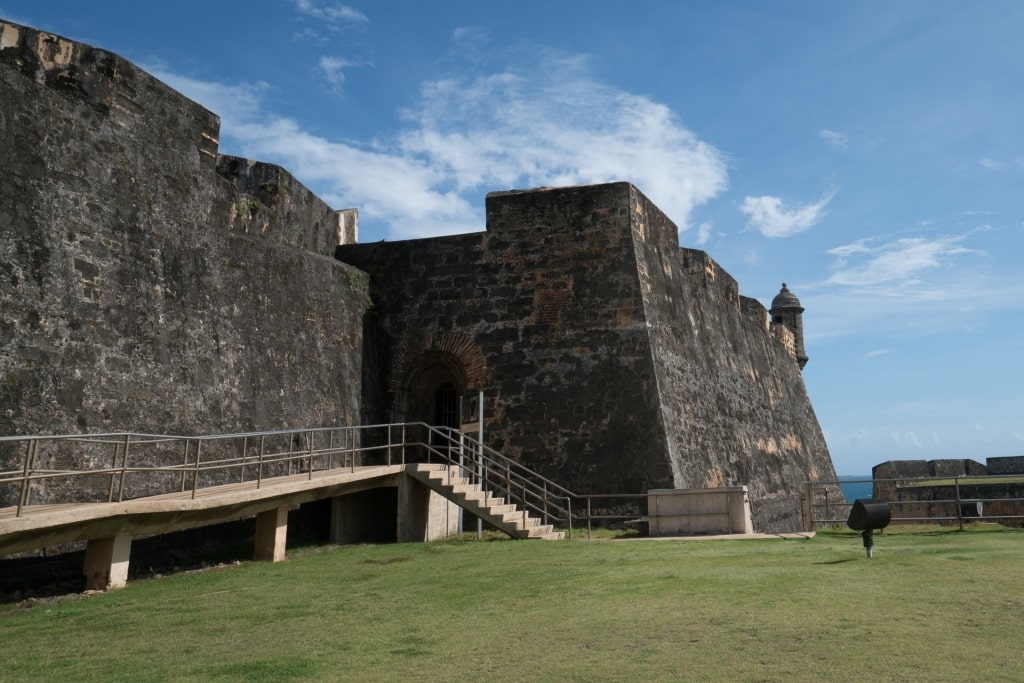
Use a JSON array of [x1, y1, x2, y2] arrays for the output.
[[0, 423, 653, 538], [804, 475, 1024, 530], [0, 425, 391, 515]]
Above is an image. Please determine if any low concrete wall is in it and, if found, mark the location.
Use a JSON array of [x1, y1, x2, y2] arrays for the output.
[[647, 487, 754, 536]]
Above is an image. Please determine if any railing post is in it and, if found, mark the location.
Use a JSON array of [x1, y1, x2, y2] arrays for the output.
[[257, 435, 266, 488], [308, 430, 314, 480], [387, 424, 393, 466], [328, 430, 335, 470], [117, 433, 131, 502], [587, 497, 592, 540], [191, 440, 204, 499], [955, 476, 963, 531], [522, 481, 527, 528], [16, 438, 37, 517], [178, 440, 189, 492], [107, 439, 121, 502], [505, 460, 511, 506], [239, 436, 248, 483], [804, 482, 816, 531], [567, 496, 573, 540], [543, 481, 549, 525], [287, 435, 295, 476]]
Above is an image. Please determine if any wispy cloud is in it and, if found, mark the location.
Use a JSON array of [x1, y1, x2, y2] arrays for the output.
[[864, 349, 892, 359], [740, 190, 836, 238], [153, 48, 727, 240], [979, 156, 1024, 171], [818, 129, 848, 148], [890, 431, 925, 451], [292, 0, 368, 25], [318, 55, 364, 92], [695, 221, 712, 246], [825, 234, 978, 287]]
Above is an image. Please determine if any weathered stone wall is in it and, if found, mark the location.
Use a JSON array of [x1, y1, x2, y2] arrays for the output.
[[0, 21, 367, 503], [873, 459, 989, 498], [338, 183, 838, 531], [217, 155, 358, 255], [629, 187, 836, 530], [888, 484, 1024, 528], [338, 184, 673, 495], [987, 456, 1024, 476]]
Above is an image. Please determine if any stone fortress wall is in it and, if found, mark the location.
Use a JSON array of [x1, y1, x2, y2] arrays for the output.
[[0, 20, 368, 503], [338, 185, 836, 531], [873, 458, 1024, 527], [1, 19, 839, 531]]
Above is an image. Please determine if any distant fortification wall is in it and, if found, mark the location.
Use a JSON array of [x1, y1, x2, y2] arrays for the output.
[[0, 21, 367, 503]]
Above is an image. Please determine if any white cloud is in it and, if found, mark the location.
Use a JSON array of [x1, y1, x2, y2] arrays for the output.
[[695, 221, 712, 246], [154, 49, 728, 240], [740, 190, 835, 238], [825, 235, 978, 287], [864, 349, 892, 359], [398, 55, 728, 230], [819, 129, 848, 148], [153, 70, 267, 123], [318, 56, 361, 92], [979, 156, 1024, 171], [292, 0, 367, 25], [890, 431, 924, 451]]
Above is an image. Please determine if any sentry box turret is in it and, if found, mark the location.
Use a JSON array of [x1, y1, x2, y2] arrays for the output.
[[847, 498, 891, 558]]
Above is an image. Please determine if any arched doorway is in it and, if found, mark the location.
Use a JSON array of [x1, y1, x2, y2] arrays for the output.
[[396, 350, 468, 448]]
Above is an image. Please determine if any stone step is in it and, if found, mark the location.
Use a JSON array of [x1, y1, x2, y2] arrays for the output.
[[483, 504, 516, 515], [405, 464, 563, 541], [422, 472, 470, 486]]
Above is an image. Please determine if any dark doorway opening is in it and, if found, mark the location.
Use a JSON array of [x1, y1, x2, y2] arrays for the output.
[[434, 381, 459, 429]]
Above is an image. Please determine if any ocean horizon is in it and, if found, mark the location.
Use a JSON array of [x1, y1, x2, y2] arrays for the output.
[[837, 475, 873, 501]]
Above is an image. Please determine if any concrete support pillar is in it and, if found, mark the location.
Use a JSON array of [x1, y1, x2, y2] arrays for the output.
[[397, 474, 461, 542], [329, 495, 353, 544], [83, 534, 132, 591], [397, 475, 431, 543], [254, 505, 288, 562]]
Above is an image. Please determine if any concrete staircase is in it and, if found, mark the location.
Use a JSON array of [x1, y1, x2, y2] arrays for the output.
[[406, 464, 564, 540]]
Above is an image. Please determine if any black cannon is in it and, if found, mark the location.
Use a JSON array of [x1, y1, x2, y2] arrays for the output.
[[847, 498, 891, 558]]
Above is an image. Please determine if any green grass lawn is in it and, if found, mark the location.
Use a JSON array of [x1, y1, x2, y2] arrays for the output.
[[2, 526, 1022, 682]]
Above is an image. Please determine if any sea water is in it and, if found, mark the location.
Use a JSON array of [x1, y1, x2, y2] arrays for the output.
[[838, 475, 873, 501]]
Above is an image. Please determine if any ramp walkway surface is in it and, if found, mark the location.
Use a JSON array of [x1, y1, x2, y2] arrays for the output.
[[0, 464, 407, 556], [1, 424, 573, 590]]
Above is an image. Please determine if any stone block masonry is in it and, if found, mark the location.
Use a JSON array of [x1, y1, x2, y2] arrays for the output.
[[0, 20, 368, 504], [338, 184, 838, 532]]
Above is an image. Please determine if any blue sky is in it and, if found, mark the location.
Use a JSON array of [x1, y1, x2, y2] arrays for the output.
[[4, 1, 1022, 475]]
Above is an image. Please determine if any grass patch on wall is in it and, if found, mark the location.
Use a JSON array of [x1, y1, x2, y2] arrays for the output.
[[1, 525, 1022, 682]]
